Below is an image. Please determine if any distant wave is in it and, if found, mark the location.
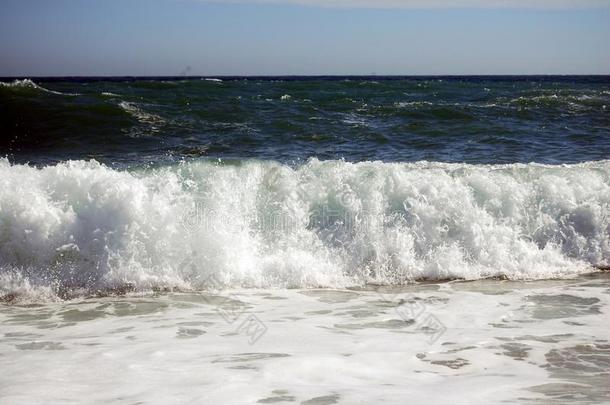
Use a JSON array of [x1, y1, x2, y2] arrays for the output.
[[1, 158, 608, 301], [118, 101, 165, 127], [0, 79, 80, 96], [507, 93, 607, 108]]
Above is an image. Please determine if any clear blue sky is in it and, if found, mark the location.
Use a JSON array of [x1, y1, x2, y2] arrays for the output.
[[1, 0, 609, 76]]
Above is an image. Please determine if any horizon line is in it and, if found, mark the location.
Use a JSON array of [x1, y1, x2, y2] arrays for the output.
[[2, 74, 610, 79]]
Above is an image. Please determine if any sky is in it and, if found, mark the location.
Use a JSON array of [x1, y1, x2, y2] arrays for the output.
[[0, 0, 609, 76]]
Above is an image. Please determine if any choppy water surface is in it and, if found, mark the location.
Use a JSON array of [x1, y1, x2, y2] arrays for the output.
[[2, 76, 609, 166]]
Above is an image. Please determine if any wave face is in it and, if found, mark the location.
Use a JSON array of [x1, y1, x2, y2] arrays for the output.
[[1, 158, 608, 298]]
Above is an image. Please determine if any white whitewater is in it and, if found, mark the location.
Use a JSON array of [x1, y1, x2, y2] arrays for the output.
[[1, 158, 609, 300]]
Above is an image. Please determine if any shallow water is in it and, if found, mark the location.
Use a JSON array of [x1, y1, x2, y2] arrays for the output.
[[2, 274, 609, 404]]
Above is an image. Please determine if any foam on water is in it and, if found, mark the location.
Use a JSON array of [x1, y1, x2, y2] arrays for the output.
[[1, 276, 609, 404], [1, 158, 609, 300]]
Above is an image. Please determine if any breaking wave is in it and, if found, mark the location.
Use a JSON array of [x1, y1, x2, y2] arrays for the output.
[[1, 158, 609, 300]]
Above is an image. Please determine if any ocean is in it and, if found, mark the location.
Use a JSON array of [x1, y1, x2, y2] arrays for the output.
[[1, 76, 609, 404]]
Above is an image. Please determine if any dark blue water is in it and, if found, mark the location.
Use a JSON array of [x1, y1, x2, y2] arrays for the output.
[[1, 76, 609, 166]]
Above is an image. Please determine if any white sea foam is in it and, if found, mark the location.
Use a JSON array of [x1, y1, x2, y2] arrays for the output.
[[2, 278, 608, 402], [1, 158, 608, 299]]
